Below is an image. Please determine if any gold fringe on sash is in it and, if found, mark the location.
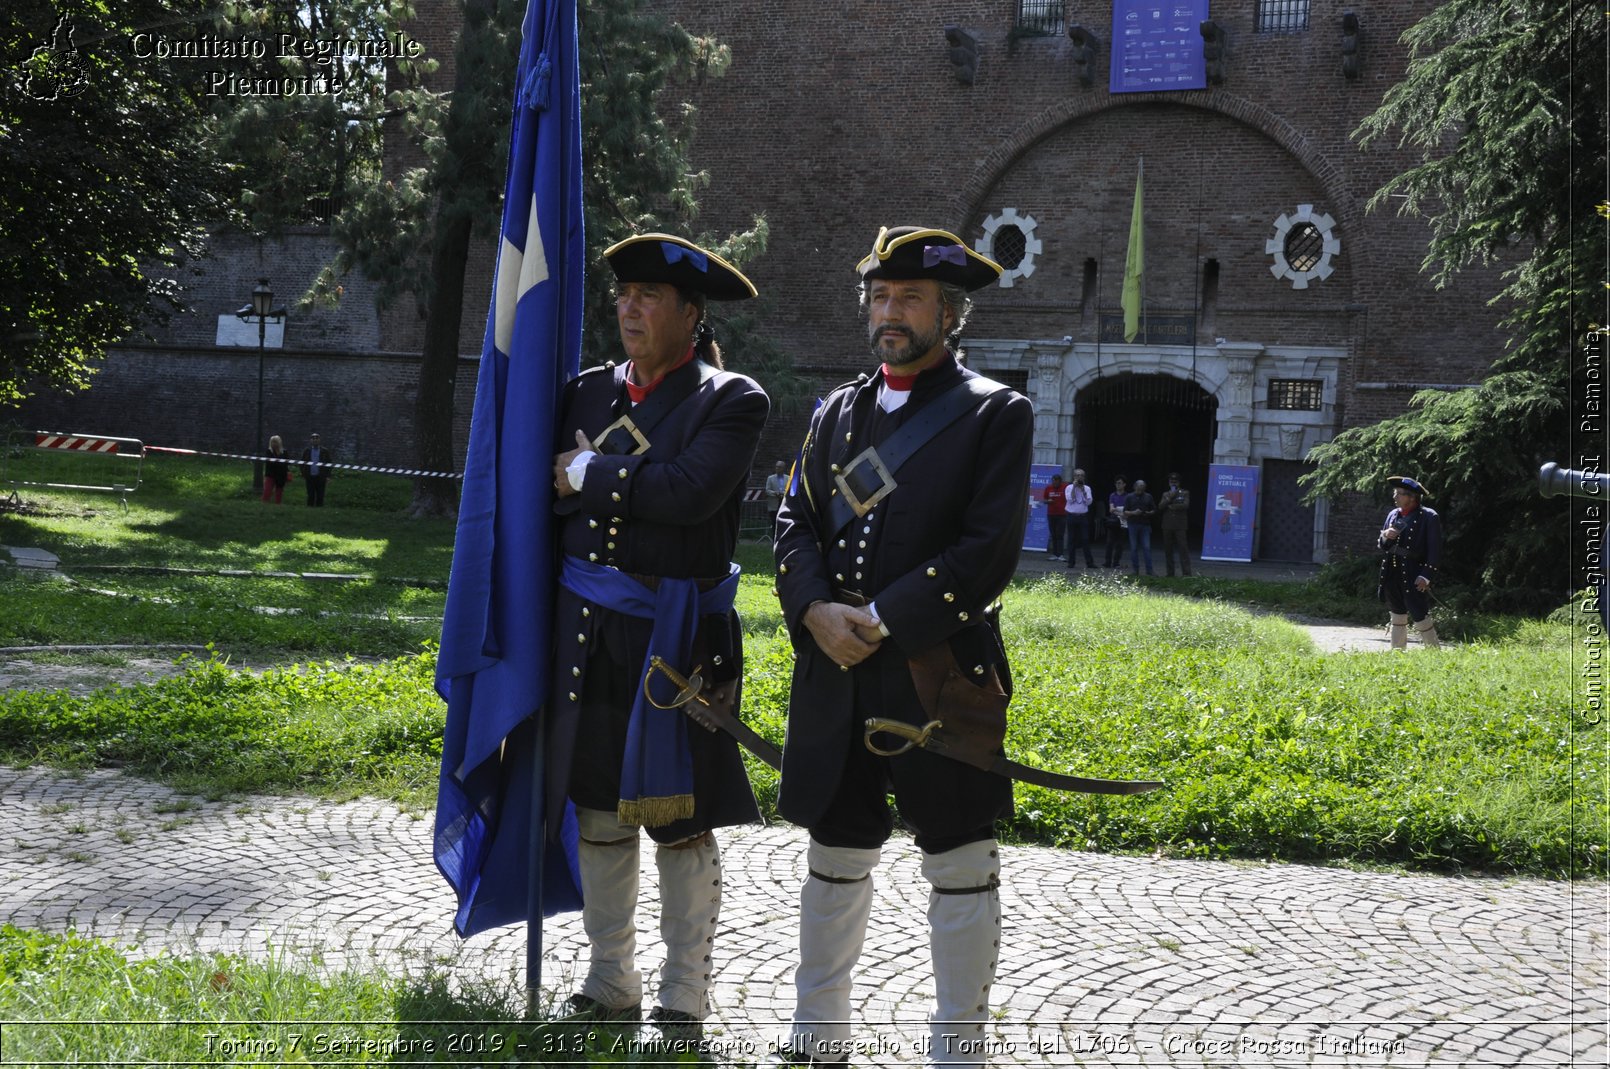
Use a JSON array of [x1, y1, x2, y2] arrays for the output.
[[618, 794, 695, 828]]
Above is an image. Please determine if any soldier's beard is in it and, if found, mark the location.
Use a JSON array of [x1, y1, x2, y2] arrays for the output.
[[869, 310, 947, 368]]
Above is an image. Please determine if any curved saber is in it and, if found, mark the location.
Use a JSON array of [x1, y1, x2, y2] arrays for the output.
[[646, 656, 783, 771], [864, 717, 1164, 796]]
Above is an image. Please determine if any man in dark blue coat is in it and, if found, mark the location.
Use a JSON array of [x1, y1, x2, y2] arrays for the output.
[[547, 233, 769, 1036], [772, 226, 1034, 1065], [1377, 474, 1442, 649]]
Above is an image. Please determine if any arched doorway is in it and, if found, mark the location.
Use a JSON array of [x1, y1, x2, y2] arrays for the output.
[[1075, 372, 1216, 548]]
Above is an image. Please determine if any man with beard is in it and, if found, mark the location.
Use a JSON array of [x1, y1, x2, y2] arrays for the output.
[[548, 233, 769, 1041], [771, 226, 1034, 1066]]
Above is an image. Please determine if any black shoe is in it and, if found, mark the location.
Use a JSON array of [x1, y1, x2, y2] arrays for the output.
[[567, 993, 641, 1022], [649, 1006, 703, 1044]]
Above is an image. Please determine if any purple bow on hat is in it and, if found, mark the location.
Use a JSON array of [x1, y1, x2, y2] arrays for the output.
[[661, 242, 709, 273], [922, 244, 967, 268]]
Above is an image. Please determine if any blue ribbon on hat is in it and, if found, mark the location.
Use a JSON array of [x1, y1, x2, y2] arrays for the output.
[[661, 242, 709, 273], [923, 244, 967, 268]]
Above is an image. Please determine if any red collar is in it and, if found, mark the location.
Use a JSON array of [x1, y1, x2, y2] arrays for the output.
[[626, 345, 695, 404], [880, 364, 920, 391]]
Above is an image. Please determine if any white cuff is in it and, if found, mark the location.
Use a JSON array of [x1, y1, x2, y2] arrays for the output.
[[566, 450, 596, 492], [866, 601, 892, 638]]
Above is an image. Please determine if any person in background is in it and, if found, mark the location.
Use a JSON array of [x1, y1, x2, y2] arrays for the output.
[[1103, 475, 1129, 568], [1042, 472, 1067, 561], [765, 459, 789, 536], [1158, 471, 1192, 577], [261, 434, 291, 504], [1064, 467, 1095, 569], [1377, 475, 1441, 649], [299, 433, 332, 507], [1123, 478, 1156, 576]]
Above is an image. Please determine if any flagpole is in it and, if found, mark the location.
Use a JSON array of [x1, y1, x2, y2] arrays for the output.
[[526, 717, 547, 1014], [1094, 235, 1105, 378], [1191, 153, 1201, 383]]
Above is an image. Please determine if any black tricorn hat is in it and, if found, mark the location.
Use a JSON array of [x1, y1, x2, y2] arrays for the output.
[[1387, 475, 1429, 498], [603, 233, 758, 301], [856, 226, 1002, 292]]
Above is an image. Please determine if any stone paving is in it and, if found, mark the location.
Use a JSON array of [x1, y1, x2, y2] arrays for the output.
[[4, 765, 1604, 1066]]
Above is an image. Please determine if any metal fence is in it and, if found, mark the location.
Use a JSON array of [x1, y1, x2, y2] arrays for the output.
[[3, 430, 144, 508]]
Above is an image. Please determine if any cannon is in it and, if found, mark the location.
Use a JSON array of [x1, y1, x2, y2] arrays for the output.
[[1539, 462, 1607, 629], [1538, 461, 1608, 499]]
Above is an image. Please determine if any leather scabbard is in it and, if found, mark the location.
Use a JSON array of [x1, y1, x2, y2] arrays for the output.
[[864, 717, 1163, 795]]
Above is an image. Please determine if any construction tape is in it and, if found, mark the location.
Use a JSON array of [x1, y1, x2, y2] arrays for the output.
[[141, 445, 463, 480]]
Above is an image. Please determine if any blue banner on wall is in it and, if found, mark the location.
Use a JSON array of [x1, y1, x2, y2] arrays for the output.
[[1110, 0, 1208, 94], [1025, 463, 1060, 553], [1201, 464, 1259, 561]]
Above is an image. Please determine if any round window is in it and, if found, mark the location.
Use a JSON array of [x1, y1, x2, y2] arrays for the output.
[[975, 208, 1042, 288], [1265, 205, 1339, 290]]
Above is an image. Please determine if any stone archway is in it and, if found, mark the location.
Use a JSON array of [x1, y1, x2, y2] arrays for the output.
[[1074, 372, 1216, 548], [968, 337, 1344, 563]]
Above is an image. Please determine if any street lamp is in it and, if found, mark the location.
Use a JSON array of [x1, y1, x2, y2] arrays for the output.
[[236, 279, 287, 491]]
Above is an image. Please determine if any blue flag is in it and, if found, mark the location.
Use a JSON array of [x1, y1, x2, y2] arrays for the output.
[[433, 0, 585, 938]]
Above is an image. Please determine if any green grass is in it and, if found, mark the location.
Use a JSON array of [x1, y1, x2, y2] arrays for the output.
[[1, 451, 455, 576], [0, 570, 443, 658], [1, 468, 1597, 877], [0, 650, 447, 808], [3, 580, 1593, 877], [2, 453, 451, 656], [0, 925, 678, 1065]]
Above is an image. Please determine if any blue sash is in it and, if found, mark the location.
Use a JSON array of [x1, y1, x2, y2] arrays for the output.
[[559, 556, 740, 826]]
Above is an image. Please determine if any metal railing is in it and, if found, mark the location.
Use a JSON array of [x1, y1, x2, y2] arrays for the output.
[[3, 430, 145, 509]]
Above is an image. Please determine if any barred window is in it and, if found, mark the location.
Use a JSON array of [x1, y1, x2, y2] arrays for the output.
[[1016, 0, 1064, 36], [992, 225, 1028, 270], [1268, 379, 1324, 411], [1256, 0, 1309, 32], [1283, 222, 1324, 272]]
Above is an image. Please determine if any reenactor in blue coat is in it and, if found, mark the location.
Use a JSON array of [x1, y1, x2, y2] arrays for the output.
[[772, 226, 1034, 1065], [1377, 475, 1442, 649], [547, 234, 769, 1037]]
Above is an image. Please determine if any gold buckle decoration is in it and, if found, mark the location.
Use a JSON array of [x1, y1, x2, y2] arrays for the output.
[[833, 446, 897, 518], [593, 414, 652, 456]]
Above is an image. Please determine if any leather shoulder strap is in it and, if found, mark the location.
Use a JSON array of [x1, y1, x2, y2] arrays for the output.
[[822, 375, 1009, 540]]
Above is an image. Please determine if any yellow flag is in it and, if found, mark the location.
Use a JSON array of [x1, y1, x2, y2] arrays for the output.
[[1121, 159, 1144, 343]]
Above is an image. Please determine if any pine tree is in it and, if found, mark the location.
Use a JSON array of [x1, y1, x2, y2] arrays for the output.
[[1304, 0, 1605, 610]]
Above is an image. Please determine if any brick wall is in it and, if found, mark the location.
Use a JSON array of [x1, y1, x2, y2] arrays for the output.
[[17, 0, 1520, 538], [14, 229, 475, 471], [16, 346, 474, 472], [664, 0, 1509, 386]]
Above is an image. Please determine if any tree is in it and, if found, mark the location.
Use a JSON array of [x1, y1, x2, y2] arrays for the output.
[[1303, 0, 1605, 609], [206, 0, 425, 238], [239, 0, 785, 516], [0, 0, 229, 405]]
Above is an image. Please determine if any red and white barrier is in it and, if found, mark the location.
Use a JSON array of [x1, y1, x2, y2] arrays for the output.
[[33, 434, 134, 455]]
